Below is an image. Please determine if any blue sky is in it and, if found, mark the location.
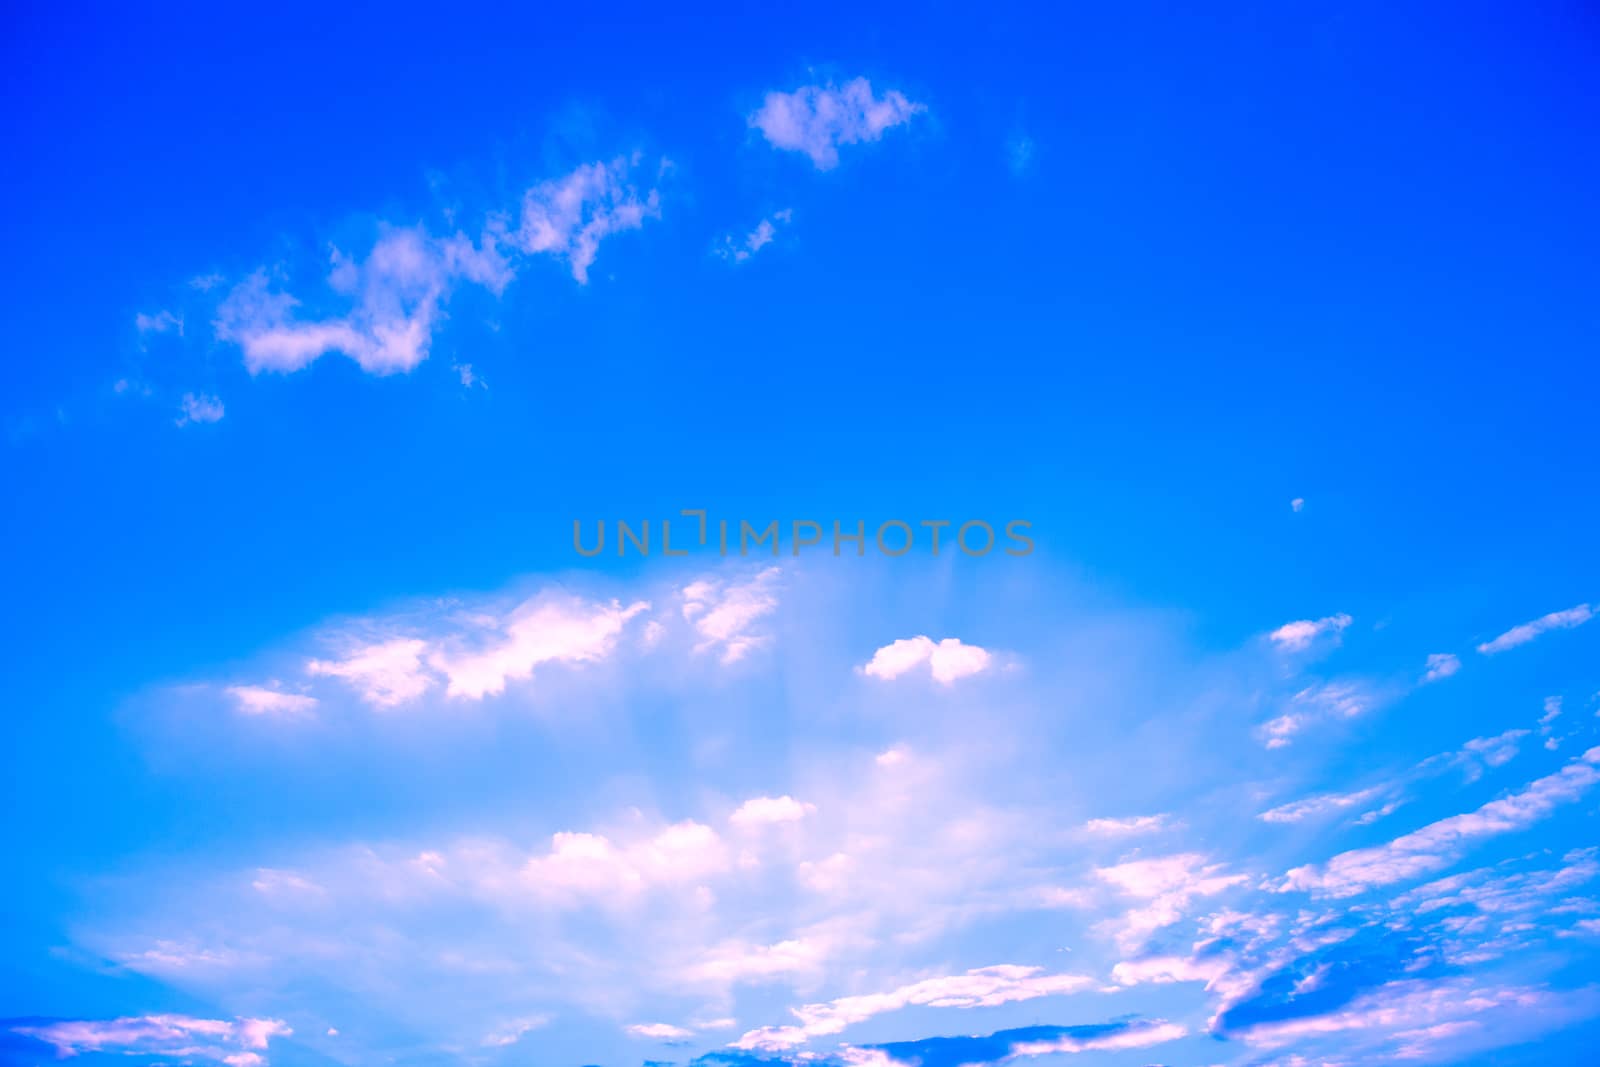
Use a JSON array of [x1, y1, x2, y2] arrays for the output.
[[3, 3, 1599, 1066]]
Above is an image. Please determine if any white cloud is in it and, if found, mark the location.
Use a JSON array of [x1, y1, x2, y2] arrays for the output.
[[625, 1022, 692, 1041], [213, 157, 660, 376], [1280, 746, 1600, 897], [730, 795, 816, 827], [682, 568, 780, 663], [216, 227, 510, 376], [225, 685, 317, 717], [136, 309, 183, 336], [1094, 854, 1247, 951], [1290, 497, 1305, 512], [859, 636, 993, 685], [14, 1016, 291, 1065], [176, 392, 224, 426], [1422, 653, 1460, 684], [1268, 613, 1352, 652], [1083, 813, 1172, 835], [428, 596, 648, 699], [750, 77, 923, 170], [523, 820, 729, 907], [483, 1017, 546, 1047], [1009, 1020, 1188, 1057], [732, 965, 1092, 1050], [717, 209, 791, 263], [1258, 786, 1386, 824], [514, 154, 663, 283], [304, 595, 647, 705], [1259, 681, 1370, 748], [307, 636, 434, 707], [1477, 603, 1593, 655]]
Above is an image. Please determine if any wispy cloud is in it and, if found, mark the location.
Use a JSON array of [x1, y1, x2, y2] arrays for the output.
[[732, 965, 1091, 1051], [682, 568, 780, 664], [1280, 746, 1600, 897], [12, 1015, 290, 1067], [1477, 603, 1593, 655], [213, 156, 661, 376], [1268, 613, 1352, 652], [1082, 813, 1172, 835]]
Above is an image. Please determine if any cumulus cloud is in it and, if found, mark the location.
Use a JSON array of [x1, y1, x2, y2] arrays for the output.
[[681, 568, 780, 664], [859, 636, 992, 685], [1268, 613, 1352, 652], [1280, 746, 1600, 897], [1477, 603, 1593, 655], [732, 965, 1092, 1050], [750, 77, 923, 169]]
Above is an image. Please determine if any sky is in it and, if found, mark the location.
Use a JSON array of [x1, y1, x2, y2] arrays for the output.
[[3, 3, 1600, 1066]]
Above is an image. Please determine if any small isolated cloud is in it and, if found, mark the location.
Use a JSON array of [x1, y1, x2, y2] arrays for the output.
[[681, 568, 780, 664], [750, 77, 923, 169], [225, 685, 317, 717], [13, 1015, 290, 1066], [717, 209, 792, 263], [860, 636, 992, 685], [1477, 603, 1593, 655], [1083, 813, 1171, 835], [176, 392, 224, 427], [454, 362, 486, 389], [1291, 497, 1305, 512], [135, 309, 183, 337], [1268, 613, 1352, 652], [1422, 653, 1461, 684], [730, 795, 815, 827], [625, 1022, 692, 1041]]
